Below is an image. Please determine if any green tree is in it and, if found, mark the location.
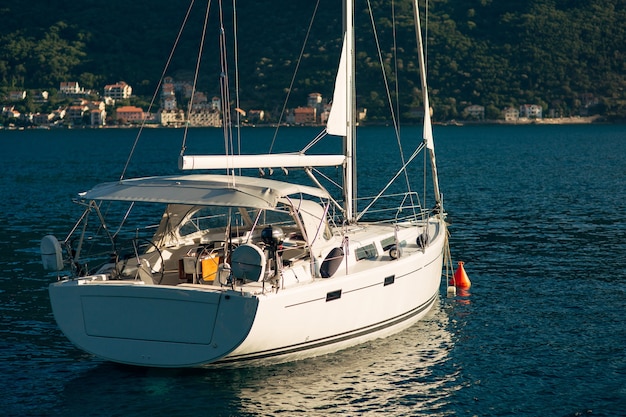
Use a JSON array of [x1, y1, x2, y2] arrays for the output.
[[29, 22, 87, 87]]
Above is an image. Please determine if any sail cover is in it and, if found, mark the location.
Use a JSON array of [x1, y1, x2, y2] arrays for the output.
[[326, 35, 348, 137]]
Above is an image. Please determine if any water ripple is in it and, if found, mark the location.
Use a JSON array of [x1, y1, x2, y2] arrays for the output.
[[2, 125, 626, 416]]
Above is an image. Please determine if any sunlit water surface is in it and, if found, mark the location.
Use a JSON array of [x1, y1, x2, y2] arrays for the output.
[[1, 124, 624, 416]]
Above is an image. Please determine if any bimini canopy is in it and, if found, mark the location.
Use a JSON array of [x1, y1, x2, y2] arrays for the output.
[[81, 174, 330, 210]]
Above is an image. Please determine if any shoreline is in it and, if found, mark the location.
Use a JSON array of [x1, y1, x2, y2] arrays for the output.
[[440, 115, 604, 126], [1, 115, 616, 131]]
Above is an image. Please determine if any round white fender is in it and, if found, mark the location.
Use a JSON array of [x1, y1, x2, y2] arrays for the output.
[[230, 244, 266, 282]]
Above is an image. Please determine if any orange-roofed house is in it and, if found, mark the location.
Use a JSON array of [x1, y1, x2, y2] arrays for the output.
[[116, 106, 145, 123], [294, 106, 316, 125]]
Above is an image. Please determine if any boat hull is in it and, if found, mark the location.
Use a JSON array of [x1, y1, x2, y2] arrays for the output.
[[221, 229, 444, 365], [49, 220, 445, 368]]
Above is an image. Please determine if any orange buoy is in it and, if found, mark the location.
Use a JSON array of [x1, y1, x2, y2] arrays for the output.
[[451, 261, 471, 289]]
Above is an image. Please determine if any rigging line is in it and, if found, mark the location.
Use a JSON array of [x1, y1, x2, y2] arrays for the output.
[[413, 0, 440, 208], [390, 0, 418, 213], [111, 202, 135, 240], [366, 0, 400, 140], [391, 0, 400, 130], [311, 166, 342, 192], [121, 0, 197, 180], [300, 129, 327, 153], [356, 142, 426, 222], [365, 0, 417, 210], [423, 140, 427, 220], [268, 0, 321, 154], [218, 0, 235, 175], [232, 0, 242, 174], [185, 0, 213, 151]]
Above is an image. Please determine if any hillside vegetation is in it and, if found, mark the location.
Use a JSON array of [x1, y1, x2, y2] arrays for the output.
[[1, 0, 624, 121]]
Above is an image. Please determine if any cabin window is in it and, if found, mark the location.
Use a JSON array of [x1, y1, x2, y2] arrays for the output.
[[355, 243, 378, 261], [255, 208, 297, 229], [179, 207, 248, 236], [380, 236, 395, 251], [384, 275, 395, 286], [178, 206, 261, 237]]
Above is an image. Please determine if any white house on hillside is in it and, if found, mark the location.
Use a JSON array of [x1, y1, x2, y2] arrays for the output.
[[104, 81, 132, 100], [503, 107, 520, 121], [464, 104, 485, 120], [520, 104, 542, 119], [60, 82, 85, 95]]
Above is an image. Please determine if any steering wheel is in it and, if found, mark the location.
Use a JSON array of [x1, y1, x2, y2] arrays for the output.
[[114, 238, 165, 284]]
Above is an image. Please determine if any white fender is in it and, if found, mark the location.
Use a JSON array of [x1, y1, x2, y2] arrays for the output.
[[41, 235, 64, 271], [230, 244, 266, 282]]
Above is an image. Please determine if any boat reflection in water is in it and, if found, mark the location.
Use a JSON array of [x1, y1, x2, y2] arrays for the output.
[[231, 301, 460, 416], [54, 299, 464, 416]]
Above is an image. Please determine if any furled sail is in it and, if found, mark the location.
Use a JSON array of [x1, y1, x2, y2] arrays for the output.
[[414, 3, 434, 151], [422, 91, 434, 151], [326, 35, 348, 137]]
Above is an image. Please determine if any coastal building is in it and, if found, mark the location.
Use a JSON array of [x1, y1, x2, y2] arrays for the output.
[[161, 82, 176, 101], [67, 104, 90, 124], [191, 92, 209, 110], [294, 106, 316, 125], [88, 101, 106, 126], [159, 109, 186, 127], [9, 91, 26, 101], [2, 106, 20, 119], [211, 97, 221, 110], [248, 109, 265, 123], [188, 109, 221, 127], [520, 104, 542, 119], [33, 91, 49, 103], [464, 104, 485, 120], [104, 81, 132, 100], [60, 82, 85, 96], [307, 92, 322, 107], [52, 108, 66, 121], [116, 105, 144, 123], [307, 93, 324, 122], [90, 111, 106, 126], [167, 78, 193, 98], [162, 96, 177, 111], [33, 112, 55, 125], [503, 107, 520, 121], [320, 103, 331, 125]]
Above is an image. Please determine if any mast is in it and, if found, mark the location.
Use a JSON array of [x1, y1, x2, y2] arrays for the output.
[[343, 0, 357, 222]]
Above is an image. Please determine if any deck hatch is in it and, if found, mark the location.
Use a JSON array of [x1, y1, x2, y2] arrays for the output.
[[355, 243, 378, 261]]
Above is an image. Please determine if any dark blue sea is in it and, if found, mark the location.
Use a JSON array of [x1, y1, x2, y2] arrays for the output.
[[1, 124, 625, 416]]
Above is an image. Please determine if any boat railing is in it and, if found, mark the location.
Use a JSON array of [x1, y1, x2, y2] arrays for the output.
[[355, 192, 430, 223]]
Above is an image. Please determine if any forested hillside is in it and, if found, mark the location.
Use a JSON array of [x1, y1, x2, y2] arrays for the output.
[[1, 0, 624, 121]]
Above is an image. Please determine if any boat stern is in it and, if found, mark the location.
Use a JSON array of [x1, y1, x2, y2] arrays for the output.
[[49, 279, 258, 367]]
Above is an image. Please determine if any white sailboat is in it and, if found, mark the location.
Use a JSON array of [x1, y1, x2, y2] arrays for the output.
[[43, 0, 449, 368]]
